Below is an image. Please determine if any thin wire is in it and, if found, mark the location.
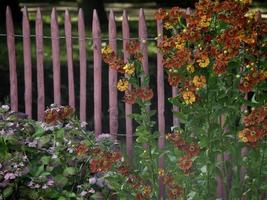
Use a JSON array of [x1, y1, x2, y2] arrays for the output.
[[0, 33, 159, 41]]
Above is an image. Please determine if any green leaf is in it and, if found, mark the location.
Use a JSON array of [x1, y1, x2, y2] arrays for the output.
[[58, 197, 66, 200], [54, 175, 68, 187], [32, 125, 45, 137], [63, 167, 76, 176], [32, 165, 44, 177], [41, 156, 51, 165], [3, 185, 14, 198], [173, 111, 187, 123]]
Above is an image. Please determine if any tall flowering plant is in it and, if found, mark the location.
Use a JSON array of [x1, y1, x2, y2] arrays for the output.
[[102, 0, 267, 199], [155, 0, 267, 199]]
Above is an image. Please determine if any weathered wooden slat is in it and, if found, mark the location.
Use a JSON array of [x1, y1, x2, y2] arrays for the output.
[[6, 6, 18, 112], [172, 87, 179, 127], [138, 8, 148, 75], [78, 8, 87, 122], [157, 18, 165, 198], [122, 10, 133, 158], [108, 10, 118, 140], [51, 8, 61, 105], [92, 10, 102, 136], [64, 10, 75, 110], [36, 8, 45, 121], [22, 7, 32, 118]]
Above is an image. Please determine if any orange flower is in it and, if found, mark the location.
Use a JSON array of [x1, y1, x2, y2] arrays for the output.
[[178, 156, 193, 174], [124, 90, 137, 105], [58, 106, 74, 120], [167, 184, 184, 200], [126, 40, 140, 55], [138, 88, 154, 101], [75, 144, 89, 156], [192, 75, 206, 88], [168, 72, 181, 87], [154, 8, 168, 20], [185, 143, 200, 157], [44, 109, 58, 124]]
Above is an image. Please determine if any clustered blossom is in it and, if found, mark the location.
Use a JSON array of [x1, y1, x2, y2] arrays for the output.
[[102, 40, 154, 105], [238, 105, 267, 147], [166, 132, 200, 174], [155, 0, 267, 105], [44, 105, 74, 125]]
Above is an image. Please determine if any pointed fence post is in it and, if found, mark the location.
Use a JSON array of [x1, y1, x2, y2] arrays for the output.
[[138, 8, 148, 75], [122, 10, 133, 158], [36, 8, 45, 121], [108, 10, 118, 140], [6, 6, 18, 112], [22, 7, 32, 118], [64, 10, 75, 110], [157, 16, 165, 198], [51, 8, 61, 105], [78, 8, 87, 122], [93, 9, 102, 136]]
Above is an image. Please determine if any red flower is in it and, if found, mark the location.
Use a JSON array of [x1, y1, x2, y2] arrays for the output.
[[177, 156, 193, 174], [124, 90, 137, 105], [44, 108, 58, 124], [185, 143, 200, 157], [126, 40, 140, 55], [168, 72, 181, 87], [75, 144, 89, 156]]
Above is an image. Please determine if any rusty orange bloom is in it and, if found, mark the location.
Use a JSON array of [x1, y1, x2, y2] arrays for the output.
[[138, 88, 154, 101], [182, 90, 196, 105], [192, 75, 206, 88], [58, 105, 74, 120], [124, 90, 137, 105], [197, 55, 210, 68], [44, 109, 58, 124], [126, 40, 140, 55], [154, 8, 168, 20], [178, 156, 193, 174], [76, 144, 89, 156], [168, 72, 181, 87], [185, 143, 200, 157]]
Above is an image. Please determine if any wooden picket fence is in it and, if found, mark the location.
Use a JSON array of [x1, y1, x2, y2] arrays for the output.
[[3, 6, 242, 198], [4, 6, 183, 160]]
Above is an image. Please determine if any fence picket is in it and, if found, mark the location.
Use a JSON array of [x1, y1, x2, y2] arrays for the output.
[[108, 10, 118, 140], [122, 10, 133, 158], [6, 6, 18, 112], [51, 8, 61, 105], [172, 87, 179, 127], [93, 9, 102, 136], [35, 8, 45, 121], [22, 7, 32, 118], [138, 9, 149, 75], [64, 10, 75, 110], [157, 18, 165, 198], [78, 8, 87, 122]]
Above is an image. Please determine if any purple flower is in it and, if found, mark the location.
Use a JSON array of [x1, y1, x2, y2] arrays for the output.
[[4, 172, 16, 180]]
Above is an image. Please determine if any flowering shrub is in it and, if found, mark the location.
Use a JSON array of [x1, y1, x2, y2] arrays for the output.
[[0, 104, 117, 199], [102, 0, 267, 199]]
